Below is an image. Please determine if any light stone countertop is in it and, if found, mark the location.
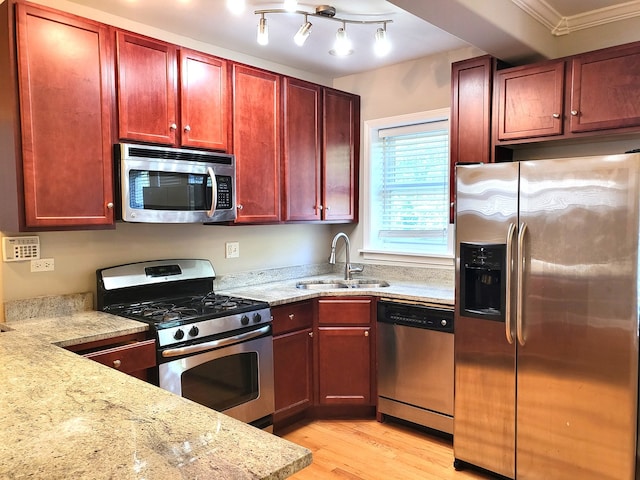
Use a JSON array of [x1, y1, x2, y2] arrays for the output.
[[0, 266, 453, 479], [217, 274, 455, 307], [0, 295, 312, 480]]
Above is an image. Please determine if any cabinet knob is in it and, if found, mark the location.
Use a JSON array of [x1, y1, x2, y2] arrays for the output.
[[113, 359, 122, 369], [318, 205, 323, 211], [552, 113, 560, 119], [325, 206, 330, 211], [364, 330, 369, 337], [184, 125, 191, 132], [570, 110, 579, 116], [170, 123, 177, 130], [237, 204, 244, 210], [309, 331, 313, 337], [106, 202, 114, 209], [288, 314, 295, 320]]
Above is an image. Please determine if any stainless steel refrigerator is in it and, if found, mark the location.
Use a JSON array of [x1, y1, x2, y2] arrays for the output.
[[454, 153, 639, 480]]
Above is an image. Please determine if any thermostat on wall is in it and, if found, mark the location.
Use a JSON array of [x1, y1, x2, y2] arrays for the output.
[[2, 236, 40, 262]]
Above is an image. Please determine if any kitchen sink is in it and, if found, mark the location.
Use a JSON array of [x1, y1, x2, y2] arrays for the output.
[[296, 279, 390, 290]]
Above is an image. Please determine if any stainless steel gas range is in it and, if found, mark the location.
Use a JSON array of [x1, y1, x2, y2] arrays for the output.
[[96, 259, 275, 431]]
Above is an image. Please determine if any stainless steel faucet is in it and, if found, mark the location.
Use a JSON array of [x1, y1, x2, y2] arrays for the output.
[[329, 232, 364, 280]]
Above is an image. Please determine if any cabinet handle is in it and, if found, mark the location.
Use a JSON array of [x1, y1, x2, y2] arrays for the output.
[[184, 125, 191, 132], [113, 359, 122, 369], [570, 110, 579, 116], [309, 332, 313, 337], [552, 113, 560, 119], [364, 330, 369, 337], [106, 202, 114, 209], [288, 314, 295, 320], [237, 204, 244, 210], [170, 123, 177, 130]]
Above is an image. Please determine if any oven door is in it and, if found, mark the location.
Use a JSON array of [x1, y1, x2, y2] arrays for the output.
[[158, 328, 274, 430]]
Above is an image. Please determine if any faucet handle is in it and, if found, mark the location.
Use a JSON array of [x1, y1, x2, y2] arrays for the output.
[[348, 264, 364, 275]]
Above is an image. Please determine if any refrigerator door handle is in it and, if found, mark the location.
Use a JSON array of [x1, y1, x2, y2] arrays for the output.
[[516, 222, 528, 346], [504, 222, 517, 344]]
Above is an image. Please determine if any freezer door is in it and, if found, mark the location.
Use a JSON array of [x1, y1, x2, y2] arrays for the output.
[[454, 162, 519, 478], [517, 154, 639, 480]]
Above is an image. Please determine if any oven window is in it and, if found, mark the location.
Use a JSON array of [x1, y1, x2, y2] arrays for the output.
[[181, 352, 259, 412], [129, 169, 212, 211]]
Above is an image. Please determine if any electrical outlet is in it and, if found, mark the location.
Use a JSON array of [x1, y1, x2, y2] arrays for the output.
[[30, 258, 55, 272], [225, 242, 240, 259]]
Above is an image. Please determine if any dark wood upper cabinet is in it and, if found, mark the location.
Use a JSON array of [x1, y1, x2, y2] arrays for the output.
[[282, 77, 322, 222], [2, 2, 114, 230], [232, 63, 281, 223], [116, 33, 230, 150], [570, 43, 640, 133], [496, 60, 565, 141], [322, 88, 360, 223], [116, 31, 177, 145], [450, 56, 495, 223], [179, 49, 230, 151]]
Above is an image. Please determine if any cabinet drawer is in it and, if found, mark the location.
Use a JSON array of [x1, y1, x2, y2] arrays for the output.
[[84, 339, 156, 374], [317, 298, 372, 325], [272, 301, 313, 335]]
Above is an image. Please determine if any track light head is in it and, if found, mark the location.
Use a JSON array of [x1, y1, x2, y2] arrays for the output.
[[330, 26, 353, 56], [374, 26, 391, 57], [257, 15, 269, 46], [294, 19, 312, 46]]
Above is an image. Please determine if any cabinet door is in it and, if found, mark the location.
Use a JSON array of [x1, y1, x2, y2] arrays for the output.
[[450, 56, 493, 223], [273, 328, 313, 421], [317, 326, 371, 405], [570, 44, 640, 133], [323, 88, 359, 222], [116, 31, 177, 145], [283, 78, 322, 221], [179, 49, 230, 151], [232, 64, 281, 223], [496, 60, 565, 141], [15, 4, 114, 228]]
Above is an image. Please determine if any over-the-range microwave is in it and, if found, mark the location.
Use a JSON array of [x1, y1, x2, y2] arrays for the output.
[[115, 143, 236, 224]]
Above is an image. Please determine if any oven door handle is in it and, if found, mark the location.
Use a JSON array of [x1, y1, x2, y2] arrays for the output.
[[161, 325, 271, 358]]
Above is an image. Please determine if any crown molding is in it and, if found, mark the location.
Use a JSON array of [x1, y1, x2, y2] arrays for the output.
[[512, 0, 640, 36]]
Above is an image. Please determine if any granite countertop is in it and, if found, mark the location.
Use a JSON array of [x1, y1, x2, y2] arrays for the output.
[[217, 273, 455, 307], [0, 293, 312, 480], [0, 266, 453, 479]]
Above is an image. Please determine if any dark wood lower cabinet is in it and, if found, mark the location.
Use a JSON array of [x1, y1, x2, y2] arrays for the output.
[[272, 297, 376, 432], [65, 332, 156, 382]]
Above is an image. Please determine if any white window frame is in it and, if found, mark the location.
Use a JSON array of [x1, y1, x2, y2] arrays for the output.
[[361, 108, 454, 267]]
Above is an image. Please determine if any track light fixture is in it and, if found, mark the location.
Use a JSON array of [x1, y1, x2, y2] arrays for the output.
[[294, 16, 313, 46], [257, 14, 269, 46], [254, 4, 392, 57]]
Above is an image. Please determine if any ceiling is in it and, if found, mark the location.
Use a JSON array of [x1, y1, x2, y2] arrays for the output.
[[63, 0, 640, 78]]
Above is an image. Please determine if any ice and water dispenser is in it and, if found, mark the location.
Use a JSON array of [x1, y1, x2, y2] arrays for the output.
[[459, 243, 506, 322]]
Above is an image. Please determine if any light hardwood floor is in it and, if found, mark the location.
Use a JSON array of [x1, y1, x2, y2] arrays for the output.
[[279, 418, 496, 480]]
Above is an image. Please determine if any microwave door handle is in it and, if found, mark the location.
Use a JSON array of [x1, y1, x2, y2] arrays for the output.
[[206, 167, 217, 218]]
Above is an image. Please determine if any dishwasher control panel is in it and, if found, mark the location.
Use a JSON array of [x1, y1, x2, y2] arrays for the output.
[[377, 300, 453, 333]]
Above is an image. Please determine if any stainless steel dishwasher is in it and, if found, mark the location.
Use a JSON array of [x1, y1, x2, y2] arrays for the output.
[[377, 299, 454, 434]]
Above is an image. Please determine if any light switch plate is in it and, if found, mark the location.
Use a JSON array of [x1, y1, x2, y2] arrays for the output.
[[225, 242, 240, 258], [2, 236, 40, 262]]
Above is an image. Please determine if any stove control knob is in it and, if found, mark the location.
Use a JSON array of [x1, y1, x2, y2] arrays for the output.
[[441, 319, 448, 327], [174, 329, 185, 340], [189, 326, 199, 337], [253, 312, 262, 323], [241, 315, 250, 326]]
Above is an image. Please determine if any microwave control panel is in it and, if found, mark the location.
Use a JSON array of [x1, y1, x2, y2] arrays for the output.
[[216, 176, 233, 210]]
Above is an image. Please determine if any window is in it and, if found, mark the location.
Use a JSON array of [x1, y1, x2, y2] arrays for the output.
[[363, 109, 453, 263]]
